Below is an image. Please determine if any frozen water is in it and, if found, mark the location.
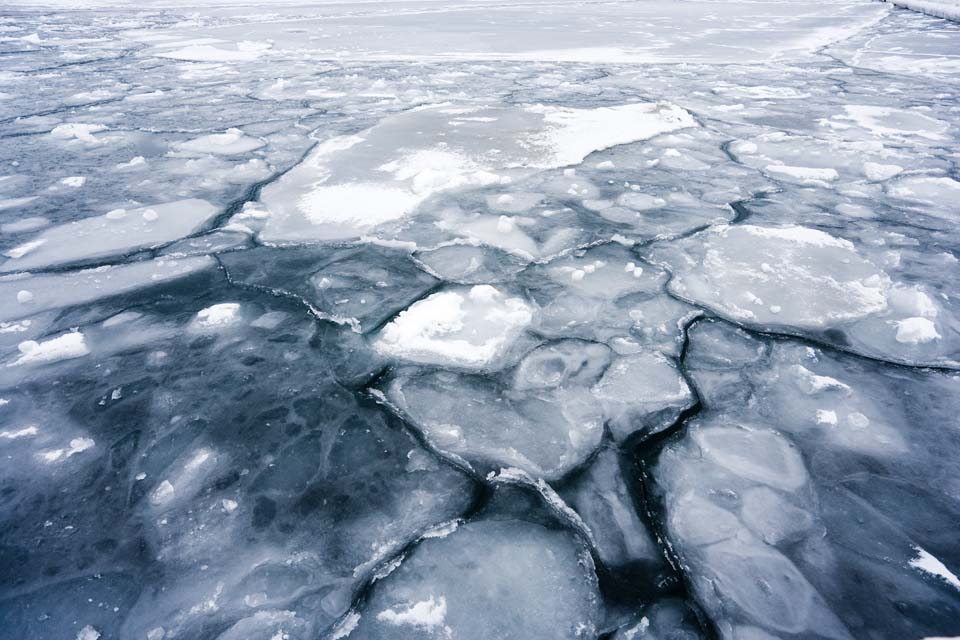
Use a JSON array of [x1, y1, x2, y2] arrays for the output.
[[1, 1, 959, 639], [343, 518, 601, 640]]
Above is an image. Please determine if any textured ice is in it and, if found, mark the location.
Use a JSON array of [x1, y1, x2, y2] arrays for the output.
[[2, 2, 959, 639], [650, 224, 960, 366], [1, 200, 218, 272], [383, 367, 603, 480], [647, 319, 960, 638], [373, 285, 534, 370], [345, 519, 601, 640], [254, 102, 694, 243]]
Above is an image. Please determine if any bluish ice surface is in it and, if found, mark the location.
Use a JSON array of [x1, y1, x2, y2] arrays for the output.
[[0, 1, 959, 639]]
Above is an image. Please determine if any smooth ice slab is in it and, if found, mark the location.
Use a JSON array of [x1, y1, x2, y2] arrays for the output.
[[0, 256, 214, 323], [1, 199, 218, 272], [255, 103, 695, 242], [383, 367, 603, 480], [344, 519, 601, 640]]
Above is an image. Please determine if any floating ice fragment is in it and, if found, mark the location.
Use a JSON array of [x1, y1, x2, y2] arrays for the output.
[[76, 626, 100, 640], [910, 546, 960, 591], [895, 317, 941, 344], [9, 332, 89, 366], [195, 303, 241, 328], [374, 285, 533, 370]]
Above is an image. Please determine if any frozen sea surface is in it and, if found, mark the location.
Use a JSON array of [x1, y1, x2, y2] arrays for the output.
[[0, 1, 959, 639]]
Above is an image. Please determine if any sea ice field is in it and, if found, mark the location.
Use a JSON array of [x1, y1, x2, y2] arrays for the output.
[[0, 0, 959, 638]]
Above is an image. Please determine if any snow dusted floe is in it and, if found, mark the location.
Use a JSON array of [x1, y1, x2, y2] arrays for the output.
[[373, 285, 534, 370], [254, 102, 695, 242], [2, 200, 218, 271], [174, 128, 264, 156], [649, 224, 960, 366], [8, 331, 89, 367]]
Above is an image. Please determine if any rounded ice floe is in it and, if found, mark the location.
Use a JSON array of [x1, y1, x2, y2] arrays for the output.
[[655, 224, 890, 329], [8, 332, 89, 367], [886, 176, 960, 211], [839, 105, 949, 141], [175, 128, 265, 156], [346, 519, 601, 640], [373, 285, 534, 370], [193, 303, 242, 329], [591, 352, 694, 442], [384, 368, 603, 480]]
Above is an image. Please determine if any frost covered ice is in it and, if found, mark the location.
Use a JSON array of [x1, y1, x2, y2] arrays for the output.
[[1, 1, 960, 639]]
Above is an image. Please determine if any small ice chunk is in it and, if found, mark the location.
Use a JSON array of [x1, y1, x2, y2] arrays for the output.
[[195, 303, 241, 328], [61, 176, 87, 187], [815, 410, 838, 425], [151, 480, 176, 505], [895, 317, 941, 344], [50, 123, 106, 144], [374, 285, 533, 370], [765, 165, 838, 183], [9, 332, 89, 366], [863, 162, 902, 181], [910, 546, 960, 591], [76, 625, 100, 640], [16, 290, 34, 304], [377, 596, 449, 632]]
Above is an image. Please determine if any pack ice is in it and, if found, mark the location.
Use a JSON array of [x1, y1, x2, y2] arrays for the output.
[[0, 2, 959, 640]]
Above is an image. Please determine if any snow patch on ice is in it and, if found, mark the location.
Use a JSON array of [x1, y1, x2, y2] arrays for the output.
[[374, 285, 532, 369], [9, 332, 89, 367], [910, 546, 960, 591]]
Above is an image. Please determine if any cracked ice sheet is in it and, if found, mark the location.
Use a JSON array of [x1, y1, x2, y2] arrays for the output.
[[648, 319, 960, 639], [252, 102, 696, 243]]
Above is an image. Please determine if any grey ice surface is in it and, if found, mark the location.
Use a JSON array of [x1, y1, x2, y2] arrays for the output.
[[1, 1, 959, 639]]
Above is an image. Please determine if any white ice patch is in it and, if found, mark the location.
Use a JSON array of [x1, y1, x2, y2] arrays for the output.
[[50, 123, 106, 144], [894, 317, 941, 344], [0, 425, 39, 439], [376, 596, 450, 633], [863, 162, 903, 182], [374, 285, 532, 370], [528, 102, 697, 168], [154, 41, 270, 62], [76, 626, 100, 640], [9, 332, 89, 367], [765, 164, 839, 184], [910, 546, 960, 591], [176, 128, 264, 156], [61, 176, 87, 187], [195, 303, 241, 328]]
